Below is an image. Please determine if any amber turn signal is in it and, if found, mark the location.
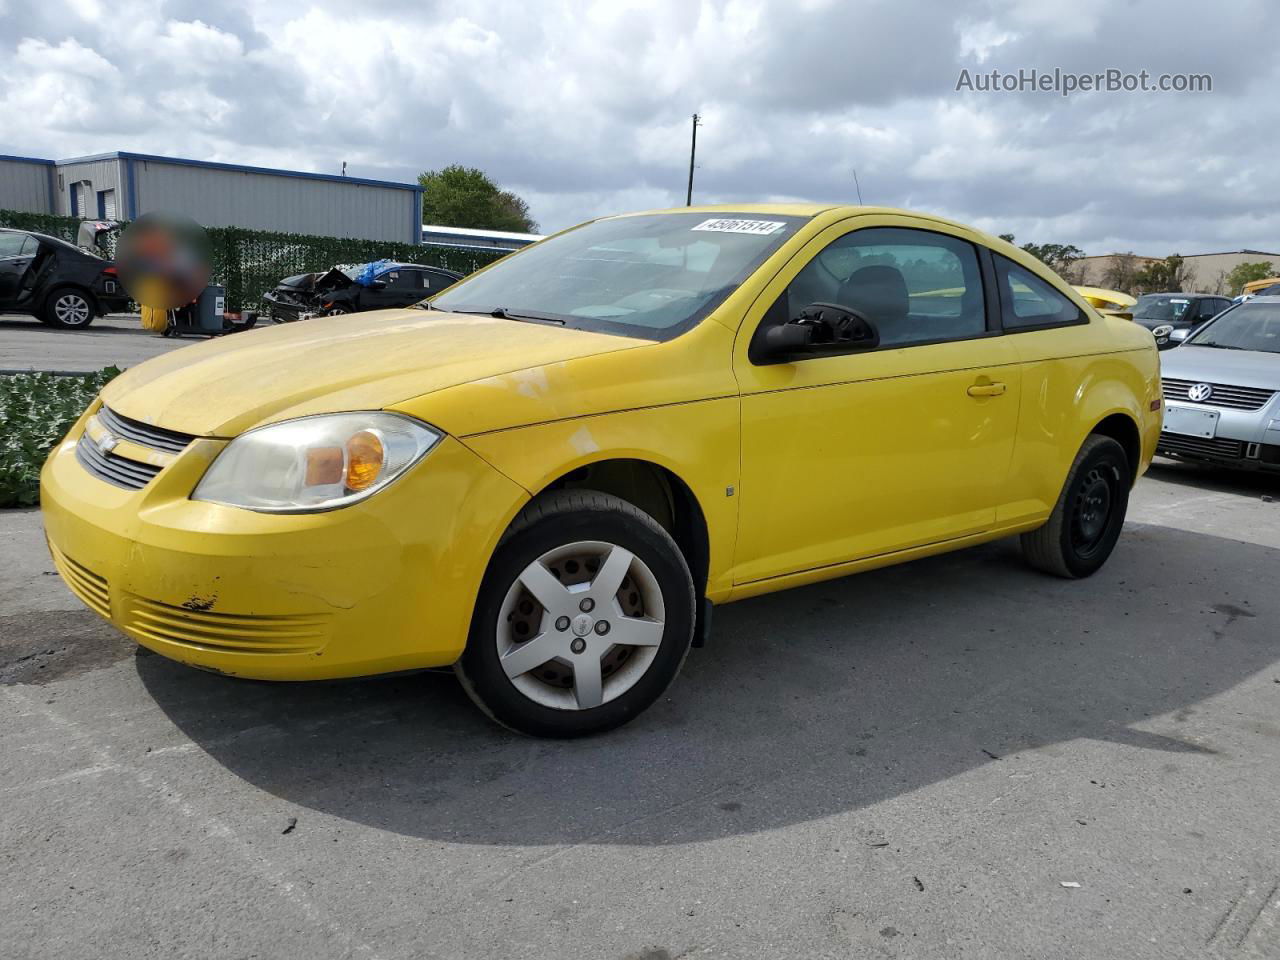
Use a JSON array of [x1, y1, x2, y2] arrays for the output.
[[345, 431, 385, 491]]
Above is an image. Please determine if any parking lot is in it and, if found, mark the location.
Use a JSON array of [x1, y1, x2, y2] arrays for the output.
[[1, 318, 1277, 958], [0, 314, 188, 373]]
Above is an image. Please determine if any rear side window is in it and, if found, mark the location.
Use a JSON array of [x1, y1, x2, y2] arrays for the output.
[[994, 255, 1086, 330], [0, 233, 29, 257]]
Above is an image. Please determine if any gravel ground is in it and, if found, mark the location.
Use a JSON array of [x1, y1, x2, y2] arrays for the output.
[[2, 455, 1279, 960]]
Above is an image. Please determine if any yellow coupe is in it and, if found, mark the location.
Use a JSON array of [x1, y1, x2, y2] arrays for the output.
[[42, 205, 1161, 736]]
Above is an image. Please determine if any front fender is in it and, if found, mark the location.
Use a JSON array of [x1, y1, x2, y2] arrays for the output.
[[459, 398, 740, 601]]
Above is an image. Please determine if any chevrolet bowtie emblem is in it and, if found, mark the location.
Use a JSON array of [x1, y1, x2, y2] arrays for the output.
[[96, 431, 119, 455]]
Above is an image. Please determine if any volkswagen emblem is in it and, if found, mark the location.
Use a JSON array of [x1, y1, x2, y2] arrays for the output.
[[96, 431, 119, 455], [1187, 383, 1214, 403]]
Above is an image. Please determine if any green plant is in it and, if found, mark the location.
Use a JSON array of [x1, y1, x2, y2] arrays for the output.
[[418, 165, 538, 232], [0, 367, 121, 508], [1225, 260, 1276, 295]]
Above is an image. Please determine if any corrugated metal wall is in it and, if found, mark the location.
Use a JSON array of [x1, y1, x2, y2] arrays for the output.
[[54, 159, 125, 217], [0, 157, 55, 214], [131, 159, 417, 242]]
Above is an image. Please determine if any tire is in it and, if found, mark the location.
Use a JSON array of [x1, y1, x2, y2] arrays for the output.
[[321, 305, 351, 316], [1021, 434, 1131, 579], [455, 489, 696, 737], [42, 287, 96, 329]]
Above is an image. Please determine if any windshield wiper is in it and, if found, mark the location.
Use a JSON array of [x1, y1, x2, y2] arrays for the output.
[[451, 307, 565, 325], [1194, 342, 1244, 350]]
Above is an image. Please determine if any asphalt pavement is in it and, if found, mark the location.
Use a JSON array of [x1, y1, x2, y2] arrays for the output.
[[0, 313, 198, 373], [2, 459, 1279, 959]]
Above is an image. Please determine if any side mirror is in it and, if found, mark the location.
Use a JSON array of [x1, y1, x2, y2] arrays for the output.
[[368, 280, 387, 290], [758, 302, 880, 363]]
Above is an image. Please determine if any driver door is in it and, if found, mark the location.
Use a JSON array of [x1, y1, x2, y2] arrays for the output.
[[731, 217, 1021, 586]]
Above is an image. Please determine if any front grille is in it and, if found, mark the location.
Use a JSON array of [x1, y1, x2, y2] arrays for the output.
[[1162, 377, 1276, 411], [76, 435, 163, 490], [1157, 432, 1245, 461], [98, 405, 195, 454], [48, 543, 111, 619], [122, 595, 330, 655]]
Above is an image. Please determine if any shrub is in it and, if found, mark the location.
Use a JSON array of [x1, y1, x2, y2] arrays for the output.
[[0, 368, 121, 508]]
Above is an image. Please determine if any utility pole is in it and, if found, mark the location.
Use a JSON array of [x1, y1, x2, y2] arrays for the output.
[[686, 113, 702, 206]]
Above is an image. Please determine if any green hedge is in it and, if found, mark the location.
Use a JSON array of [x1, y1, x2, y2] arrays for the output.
[[1, 368, 121, 508], [0, 209, 508, 312]]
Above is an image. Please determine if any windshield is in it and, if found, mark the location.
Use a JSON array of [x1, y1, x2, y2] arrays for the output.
[[1132, 294, 1192, 321], [429, 212, 808, 339], [1187, 301, 1280, 353]]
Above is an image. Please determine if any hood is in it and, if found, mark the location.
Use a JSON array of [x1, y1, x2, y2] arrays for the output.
[[276, 272, 319, 290], [1160, 345, 1280, 390], [102, 309, 645, 436]]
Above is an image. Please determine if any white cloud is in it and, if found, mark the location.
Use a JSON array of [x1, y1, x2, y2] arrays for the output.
[[0, 0, 1277, 254]]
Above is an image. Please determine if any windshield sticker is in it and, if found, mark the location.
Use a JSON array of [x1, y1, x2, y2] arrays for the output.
[[1170, 298, 1189, 303], [691, 218, 786, 236]]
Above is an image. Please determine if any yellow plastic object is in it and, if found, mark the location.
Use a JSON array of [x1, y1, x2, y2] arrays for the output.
[[1242, 276, 1280, 296], [139, 305, 168, 333], [1073, 286, 1137, 310], [43, 204, 1160, 681]]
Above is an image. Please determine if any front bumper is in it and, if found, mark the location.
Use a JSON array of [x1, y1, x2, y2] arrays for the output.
[[262, 289, 314, 321], [40, 408, 528, 680], [1157, 402, 1280, 472]]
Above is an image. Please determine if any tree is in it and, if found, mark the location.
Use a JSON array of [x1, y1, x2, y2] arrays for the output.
[[1224, 260, 1276, 295], [1102, 253, 1141, 294], [417, 165, 538, 233], [999, 235, 1086, 281], [1133, 254, 1192, 294], [1020, 241, 1086, 281]]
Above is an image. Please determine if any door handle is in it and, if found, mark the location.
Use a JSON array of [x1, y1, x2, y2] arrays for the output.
[[967, 381, 1007, 398]]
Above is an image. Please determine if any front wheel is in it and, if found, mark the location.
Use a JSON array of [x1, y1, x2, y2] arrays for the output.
[[1021, 434, 1130, 578], [43, 288, 95, 329], [455, 490, 696, 737]]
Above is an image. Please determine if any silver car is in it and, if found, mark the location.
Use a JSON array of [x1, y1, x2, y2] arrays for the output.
[[1157, 296, 1280, 472]]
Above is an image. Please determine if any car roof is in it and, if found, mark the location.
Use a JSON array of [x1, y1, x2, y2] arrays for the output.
[[0, 227, 78, 248], [600, 203, 1051, 261]]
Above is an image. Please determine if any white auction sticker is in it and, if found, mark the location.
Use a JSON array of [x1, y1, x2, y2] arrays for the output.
[[691, 218, 786, 236]]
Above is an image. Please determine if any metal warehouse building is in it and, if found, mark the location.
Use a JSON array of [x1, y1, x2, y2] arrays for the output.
[[1, 152, 422, 244], [0, 155, 57, 214]]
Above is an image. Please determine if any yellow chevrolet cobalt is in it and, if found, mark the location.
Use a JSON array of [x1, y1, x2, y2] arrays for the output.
[[41, 205, 1161, 737]]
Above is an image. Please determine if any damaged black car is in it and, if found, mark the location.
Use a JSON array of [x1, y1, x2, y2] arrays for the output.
[[262, 259, 462, 321], [0, 223, 131, 329]]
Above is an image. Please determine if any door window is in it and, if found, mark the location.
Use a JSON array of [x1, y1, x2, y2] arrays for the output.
[[993, 255, 1086, 330], [0, 233, 30, 257], [770, 227, 988, 349]]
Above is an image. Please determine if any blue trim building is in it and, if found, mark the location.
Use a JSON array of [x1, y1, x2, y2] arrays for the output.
[[2, 151, 422, 244]]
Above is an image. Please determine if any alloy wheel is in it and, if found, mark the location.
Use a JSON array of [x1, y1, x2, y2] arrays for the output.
[[496, 540, 666, 710], [54, 294, 92, 326]]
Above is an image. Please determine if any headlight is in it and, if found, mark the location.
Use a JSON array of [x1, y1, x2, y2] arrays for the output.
[[192, 412, 442, 513]]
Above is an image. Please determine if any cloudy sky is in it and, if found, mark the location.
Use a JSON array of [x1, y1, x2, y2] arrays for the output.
[[2, 0, 1275, 254]]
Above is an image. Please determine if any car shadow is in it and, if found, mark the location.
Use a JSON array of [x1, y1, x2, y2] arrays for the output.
[[1148, 456, 1280, 496], [137, 523, 1278, 847]]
